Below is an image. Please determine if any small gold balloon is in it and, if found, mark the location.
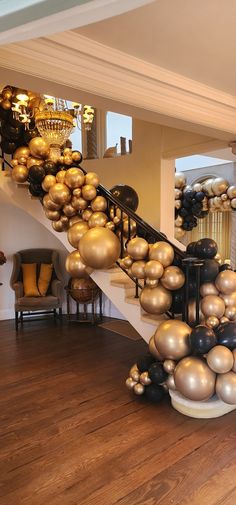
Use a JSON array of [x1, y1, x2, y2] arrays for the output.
[[69, 215, 83, 227], [113, 216, 121, 225], [149, 335, 163, 360], [58, 156, 65, 165], [56, 170, 66, 183], [63, 147, 72, 155], [67, 221, 89, 248], [221, 193, 228, 201], [73, 188, 82, 198], [13, 146, 30, 160], [206, 316, 220, 329], [200, 282, 219, 297], [2, 87, 12, 99], [64, 167, 85, 189], [29, 137, 49, 159], [201, 295, 225, 319], [129, 363, 138, 375], [149, 242, 174, 267], [224, 307, 236, 321], [227, 185, 236, 199], [133, 383, 145, 395], [43, 194, 61, 211], [44, 209, 61, 221], [60, 215, 69, 227], [91, 196, 107, 212], [215, 270, 236, 294], [85, 172, 99, 188], [163, 359, 176, 374], [71, 196, 88, 211], [231, 198, 236, 209], [11, 165, 29, 183], [140, 285, 172, 315], [88, 211, 108, 228], [42, 174, 56, 192], [193, 183, 202, 192], [130, 260, 146, 279], [175, 215, 184, 227], [214, 253, 222, 265], [126, 377, 138, 390], [63, 203, 77, 217], [216, 372, 236, 404], [144, 260, 164, 280], [211, 177, 229, 196], [175, 199, 182, 210], [52, 219, 68, 232], [65, 250, 92, 278], [82, 184, 97, 201], [174, 227, 186, 240], [175, 172, 186, 189], [220, 316, 230, 324], [165, 374, 176, 390], [145, 279, 159, 288], [82, 208, 93, 222], [18, 156, 27, 165], [207, 345, 234, 374], [49, 183, 71, 205], [11, 159, 18, 167], [154, 320, 191, 360], [64, 156, 73, 166], [127, 237, 149, 260], [27, 156, 43, 169], [123, 218, 137, 238], [106, 221, 115, 231], [202, 178, 214, 196], [175, 188, 182, 199], [174, 356, 216, 401], [1, 99, 11, 110], [161, 266, 185, 291], [72, 150, 83, 163], [232, 349, 236, 373], [79, 227, 121, 270], [140, 371, 152, 386], [130, 368, 140, 382], [122, 256, 133, 269]]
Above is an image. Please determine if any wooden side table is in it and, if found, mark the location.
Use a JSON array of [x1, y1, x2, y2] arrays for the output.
[[65, 285, 103, 324]]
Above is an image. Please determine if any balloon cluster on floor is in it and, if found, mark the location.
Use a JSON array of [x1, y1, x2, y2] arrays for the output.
[[126, 319, 236, 406], [175, 172, 236, 240]]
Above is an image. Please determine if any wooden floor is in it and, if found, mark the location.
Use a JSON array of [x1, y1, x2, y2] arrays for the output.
[[0, 319, 235, 505]]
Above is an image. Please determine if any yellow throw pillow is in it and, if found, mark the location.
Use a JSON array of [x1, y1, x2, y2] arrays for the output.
[[22, 263, 40, 297], [38, 263, 53, 296]]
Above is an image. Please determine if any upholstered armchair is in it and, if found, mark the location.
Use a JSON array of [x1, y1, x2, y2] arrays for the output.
[[10, 248, 63, 330]]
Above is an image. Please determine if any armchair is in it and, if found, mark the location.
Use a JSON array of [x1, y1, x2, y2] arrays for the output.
[[10, 248, 63, 330]]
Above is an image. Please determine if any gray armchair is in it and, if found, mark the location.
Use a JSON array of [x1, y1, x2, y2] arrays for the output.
[[10, 248, 63, 330]]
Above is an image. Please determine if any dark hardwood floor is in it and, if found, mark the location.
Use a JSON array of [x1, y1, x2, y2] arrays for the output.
[[0, 318, 235, 505]]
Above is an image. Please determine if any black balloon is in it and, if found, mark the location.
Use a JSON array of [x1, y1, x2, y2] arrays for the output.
[[195, 191, 205, 202], [190, 325, 217, 354], [145, 384, 165, 403], [23, 127, 39, 144], [216, 322, 236, 350], [171, 288, 184, 314], [195, 238, 218, 259], [28, 182, 45, 197], [200, 259, 219, 283], [186, 242, 196, 255], [179, 208, 189, 217], [28, 165, 46, 184], [110, 184, 139, 211], [0, 106, 10, 120], [137, 354, 155, 373], [184, 190, 196, 201], [148, 363, 168, 385], [43, 160, 58, 176], [1, 121, 23, 141]]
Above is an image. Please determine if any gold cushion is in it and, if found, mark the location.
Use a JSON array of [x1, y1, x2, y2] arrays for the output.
[[22, 263, 40, 297], [38, 263, 53, 296]]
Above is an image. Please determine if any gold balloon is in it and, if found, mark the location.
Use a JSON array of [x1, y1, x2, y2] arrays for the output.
[[174, 227, 185, 240], [200, 282, 219, 297], [113, 216, 121, 225], [11, 159, 19, 167], [211, 177, 229, 196], [148, 335, 163, 360], [27, 157, 43, 169], [175, 199, 182, 210], [140, 285, 172, 315], [207, 345, 234, 374], [91, 196, 107, 212], [106, 221, 115, 231], [224, 307, 236, 320], [73, 188, 82, 198], [2, 88, 12, 99], [127, 237, 149, 260], [220, 316, 230, 324], [206, 316, 220, 329], [149, 242, 174, 267], [18, 156, 27, 165], [43, 194, 61, 211], [85, 172, 99, 188], [175, 172, 186, 189], [129, 367, 140, 382], [166, 374, 176, 390], [67, 221, 89, 248], [231, 198, 236, 209], [65, 250, 92, 278], [71, 196, 88, 211], [44, 209, 61, 221], [79, 227, 121, 269], [133, 383, 145, 395], [63, 147, 72, 156], [64, 167, 85, 189], [154, 320, 191, 360], [145, 279, 159, 288], [63, 203, 77, 217], [221, 193, 228, 201], [232, 349, 236, 373], [130, 260, 146, 279], [0, 99, 11, 110], [11, 165, 29, 183], [52, 219, 68, 232], [227, 185, 236, 199], [129, 363, 138, 375], [202, 178, 214, 196], [72, 151, 83, 163], [88, 211, 108, 228], [63, 156, 72, 166], [56, 170, 66, 184], [175, 188, 182, 199], [163, 359, 176, 374], [29, 137, 49, 159], [161, 266, 185, 291], [215, 270, 236, 295], [49, 183, 71, 205], [13, 146, 30, 160], [82, 208, 93, 222], [42, 175, 56, 192], [144, 260, 164, 280], [216, 371, 236, 404], [121, 255, 133, 269], [201, 295, 225, 319], [69, 215, 83, 227], [60, 215, 69, 227], [82, 184, 97, 201], [140, 371, 152, 386], [193, 183, 202, 192], [126, 377, 138, 390], [123, 218, 137, 238], [174, 357, 216, 401], [220, 292, 236, 308], [175, 215, 183, 227]]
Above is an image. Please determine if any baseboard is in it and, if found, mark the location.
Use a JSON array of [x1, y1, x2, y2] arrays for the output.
[[0, 309, 14, 320]]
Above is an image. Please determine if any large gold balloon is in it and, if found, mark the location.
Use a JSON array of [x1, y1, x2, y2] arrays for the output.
[[211, 177, 229, 196], [13, 146, 30, 160], [64, 167, 85, 189], [91, 196, 107, 212], [201, 295, 225, 319], [42, 175, 56, 192], [85, 172, 99, 188], [216, 372, 236, 404], [49, 183, 71, 206], [154, 320, 191, 360], [127, 237, 149, 260], [43, 194, 61, 211], [140, 285, 172, 315], [56, 170, 66, 184], [207, 345, 234, 374], [67, 221, 89, 248], [123, 218, 137, 238], [71, 196, 88, 211], [227, 185, 236, 199], [82, 184, 97, 201], [161, 266, 185, 291], [11, 165, 29, 183], [63, 203, 77, 217], [65, 250, 92, 278], [149, 242, 174, 267], [27, 156, 44, 169], [88, 211, 108, 228], [232, 349, 236, 373], [144, 260, 164, 280], [215, 270, 236, 294], [79, 227, 121, 269], [130, 260, 146, 279], [175, 172, 186, 189], [148, 335, 163, 360], [29, 137, 49, 159], [200, 282, 219, 297], [174, 357, 216, 401]]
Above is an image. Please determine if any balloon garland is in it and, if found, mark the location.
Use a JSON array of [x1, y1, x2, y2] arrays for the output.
[[175, 172, 236, 240]]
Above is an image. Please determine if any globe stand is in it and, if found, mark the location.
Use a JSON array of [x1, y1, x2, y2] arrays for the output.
[[169, 390, 236, 418], [65, 286, 103, 324]]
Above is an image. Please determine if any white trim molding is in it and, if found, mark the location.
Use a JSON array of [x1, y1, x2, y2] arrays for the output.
[[1, 31, 236, 138]]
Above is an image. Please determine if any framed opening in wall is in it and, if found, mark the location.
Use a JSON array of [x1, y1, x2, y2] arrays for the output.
[[105, 112, 132, 157]]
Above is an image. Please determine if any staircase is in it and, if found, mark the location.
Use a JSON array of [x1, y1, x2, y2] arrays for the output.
[[0, 169, 183, 343]]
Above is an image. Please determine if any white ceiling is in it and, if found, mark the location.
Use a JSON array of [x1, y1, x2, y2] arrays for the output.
[[76, 0, 236, 96]]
